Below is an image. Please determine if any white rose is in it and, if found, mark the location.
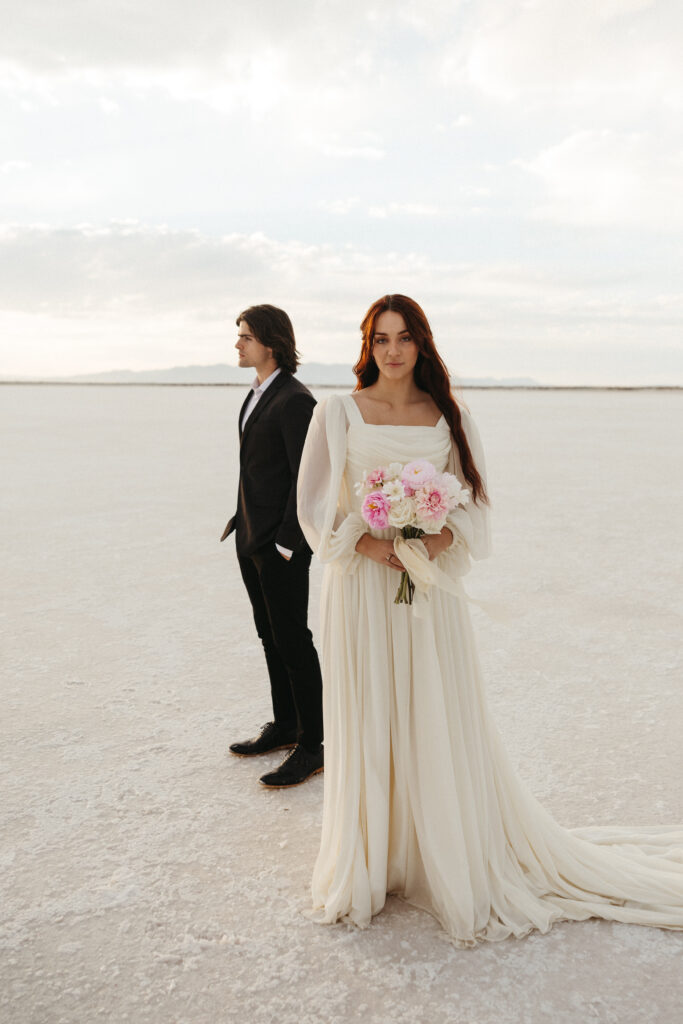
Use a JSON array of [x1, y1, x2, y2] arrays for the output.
[[387, 497, 416, 528]]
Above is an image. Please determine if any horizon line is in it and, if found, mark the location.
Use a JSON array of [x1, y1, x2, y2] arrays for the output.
[[1, 381, 681, 392]]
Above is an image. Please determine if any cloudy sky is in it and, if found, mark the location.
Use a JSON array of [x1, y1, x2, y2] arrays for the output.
[[1, 0, 681, 384]]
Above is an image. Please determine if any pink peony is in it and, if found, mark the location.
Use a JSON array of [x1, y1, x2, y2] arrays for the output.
[[365, 466, 389, 488], [361, 490, 391, 530], [401, 459, 437, 494], [414, 483, 450, 525]]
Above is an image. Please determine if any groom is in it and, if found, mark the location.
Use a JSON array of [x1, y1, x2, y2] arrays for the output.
[[221, 304, 324, 788]]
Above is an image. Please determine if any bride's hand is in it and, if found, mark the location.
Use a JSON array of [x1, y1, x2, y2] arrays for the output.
[[419, 527, 453, 561], [355, 534, 405, 571]]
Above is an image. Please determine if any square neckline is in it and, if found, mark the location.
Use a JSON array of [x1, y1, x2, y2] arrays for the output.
[[346, 394, 446, 429]]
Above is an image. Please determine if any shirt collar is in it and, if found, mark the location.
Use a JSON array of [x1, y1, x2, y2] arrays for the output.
[[251, 366, 281, 395]]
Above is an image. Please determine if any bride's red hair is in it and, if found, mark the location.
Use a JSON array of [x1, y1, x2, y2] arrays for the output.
[[353, 294, 489, 505]]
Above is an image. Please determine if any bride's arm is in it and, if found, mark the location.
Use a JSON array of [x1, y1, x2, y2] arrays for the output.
[[418, 527, 454, 562], [441, 408, 492, 573], [296, 395, 368, 573]]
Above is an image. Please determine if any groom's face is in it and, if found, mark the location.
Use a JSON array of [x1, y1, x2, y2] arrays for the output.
[[235, 320, 273, 370]]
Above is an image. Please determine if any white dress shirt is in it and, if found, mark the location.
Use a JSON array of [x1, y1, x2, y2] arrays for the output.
[[241, 367, 292, 559], [240, 366, 282, 431]]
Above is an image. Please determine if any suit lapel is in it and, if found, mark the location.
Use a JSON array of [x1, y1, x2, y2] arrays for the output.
[[240, 371, 288, 446], [238, 389, 253, 442]]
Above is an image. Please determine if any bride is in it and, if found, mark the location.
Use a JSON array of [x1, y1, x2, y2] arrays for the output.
[[296, 293, 683, 948]]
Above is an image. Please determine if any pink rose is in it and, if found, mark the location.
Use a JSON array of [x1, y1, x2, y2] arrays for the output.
[[361, 490, 391, 530]]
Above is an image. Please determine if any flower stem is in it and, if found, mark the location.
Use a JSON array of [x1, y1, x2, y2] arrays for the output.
[[392, 525, 425, 604]]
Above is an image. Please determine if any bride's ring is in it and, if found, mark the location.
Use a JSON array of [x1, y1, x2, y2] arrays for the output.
[[385, 553, 393, 563]]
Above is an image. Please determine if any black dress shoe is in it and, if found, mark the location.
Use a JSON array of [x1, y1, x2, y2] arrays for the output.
[[229, 721, 297, 757], [259, 744, 324, 788]]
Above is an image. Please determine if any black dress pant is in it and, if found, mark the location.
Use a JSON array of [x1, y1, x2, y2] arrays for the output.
[[238, 544, 323, 752]]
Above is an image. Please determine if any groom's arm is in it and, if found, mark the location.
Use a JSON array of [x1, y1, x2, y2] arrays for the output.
[[276, 391, 316, 553]]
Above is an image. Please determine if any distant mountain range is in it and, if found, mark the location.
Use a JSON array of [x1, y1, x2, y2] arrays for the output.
[[9, 363, 541, 387]]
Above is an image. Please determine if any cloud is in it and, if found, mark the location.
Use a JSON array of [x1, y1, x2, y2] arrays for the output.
[[436, 114, 472, 132], [319, 143, 385, 161], [519, 130, 683, 227], [0, 1, 456, 73], [1, 3, 682, 384], [368, 203, 440, 218], [0, 1, 303, 71], [1, 159, 31, 173], [0, 4, 384, 131], [446, 0, 683, 114], [0, 222, 681, 383], [0, 222, 432, 315], [317, 198, 361, 215], [4, 0, 683, 128], [98, 97, 121, 116]]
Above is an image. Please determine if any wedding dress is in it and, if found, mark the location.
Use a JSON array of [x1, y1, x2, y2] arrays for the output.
[[296, 393, 683, 948]]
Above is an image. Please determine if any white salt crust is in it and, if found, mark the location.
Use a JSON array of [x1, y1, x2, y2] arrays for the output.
[[1, 385, 682, 1024]]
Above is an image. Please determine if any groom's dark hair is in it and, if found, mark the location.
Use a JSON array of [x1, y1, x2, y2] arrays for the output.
[[236, 304, 301, 373]]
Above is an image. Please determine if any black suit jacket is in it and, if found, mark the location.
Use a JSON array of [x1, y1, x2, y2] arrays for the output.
[[220, 372, 316, 557]]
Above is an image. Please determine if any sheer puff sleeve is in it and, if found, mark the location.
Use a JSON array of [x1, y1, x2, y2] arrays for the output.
[[297, 395, 367, 574], [442, 407, 491, 577]]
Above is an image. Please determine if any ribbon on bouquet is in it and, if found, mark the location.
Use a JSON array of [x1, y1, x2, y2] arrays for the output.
[[393, 535, 513, 623]]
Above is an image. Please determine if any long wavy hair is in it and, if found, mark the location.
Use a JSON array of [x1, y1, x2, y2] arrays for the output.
[[353, 294, 489, 505]]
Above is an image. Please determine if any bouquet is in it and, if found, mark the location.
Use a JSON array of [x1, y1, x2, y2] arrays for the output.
[[355, 459, 470, 604]]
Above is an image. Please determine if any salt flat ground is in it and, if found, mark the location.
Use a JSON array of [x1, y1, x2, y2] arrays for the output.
[[1, 384, 682, 1024]]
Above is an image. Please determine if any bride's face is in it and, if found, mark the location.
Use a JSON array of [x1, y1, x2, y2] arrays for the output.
[[372, 311, 419, 381]]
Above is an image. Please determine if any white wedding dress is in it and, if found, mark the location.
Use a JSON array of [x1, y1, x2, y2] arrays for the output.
[[296, 393, 683, 947]]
